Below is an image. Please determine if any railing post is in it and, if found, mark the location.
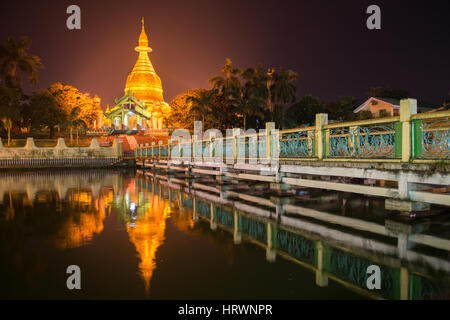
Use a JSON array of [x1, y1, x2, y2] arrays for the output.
[[209, 132, 216, 162], [232, 128, 240, 164], [265, 122, 275, 163], [191, 137, 194, 162], [151, 142, 155, 159], [315, 114, 328, 160], [307, 130, 315, 156], [349, 126, 359, 157], [168, 142, 171, 159], [400, 98, 417, 162], [192, 135, 197, 162], [113, 137, 120, 157]]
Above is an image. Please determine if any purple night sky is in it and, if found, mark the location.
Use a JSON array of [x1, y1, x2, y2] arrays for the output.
[[1, 0, 449, 108]]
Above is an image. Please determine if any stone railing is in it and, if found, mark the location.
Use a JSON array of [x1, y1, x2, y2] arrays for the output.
[[135, 98, 450, 164], [0, 137, 123, 168]]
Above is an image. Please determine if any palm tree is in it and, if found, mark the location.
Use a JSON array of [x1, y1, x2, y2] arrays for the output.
[[186, 89, 216, 126], [269, 67, 298, 126], [208, 58, 242, 97], [270, 67, 298, 105], [0, 84, 22, 145], [63, 107, 85, 144], [231, 87, 265, 131], [0, 37, 43, 88], [242, 64, 268, 101]]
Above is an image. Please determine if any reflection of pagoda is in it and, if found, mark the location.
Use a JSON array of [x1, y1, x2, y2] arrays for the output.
[[117, 177, 170, 295], [126, 195, 170, 294], [104, 18, 171, 131]]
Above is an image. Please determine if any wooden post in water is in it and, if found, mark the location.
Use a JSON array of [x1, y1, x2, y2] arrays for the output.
[[192, 198, 198, 222], [233, 210, 241, 244], [315, 241, 329, 287], [210, 203, 217, 230], [266, 222, 276, 262], [399, 267, 410, 300]]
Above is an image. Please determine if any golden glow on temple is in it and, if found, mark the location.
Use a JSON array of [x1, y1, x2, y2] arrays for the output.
[[105, 17, 171, 130], [125, 17, 165, 104]]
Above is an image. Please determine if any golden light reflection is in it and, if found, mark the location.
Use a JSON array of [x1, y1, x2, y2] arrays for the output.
[[124, 181, 171, 295], [54, 190, 108, 249]]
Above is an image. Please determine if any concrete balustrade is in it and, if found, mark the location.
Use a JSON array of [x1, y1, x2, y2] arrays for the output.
[[136, 98, 449, 164], [0, 137, 122, 168]]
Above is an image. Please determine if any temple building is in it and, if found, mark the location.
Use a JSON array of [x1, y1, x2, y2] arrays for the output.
[[104, 18, 171, 131]]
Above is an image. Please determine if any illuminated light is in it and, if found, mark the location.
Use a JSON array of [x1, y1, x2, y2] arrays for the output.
[[122, 18, 172, 127], [124, 18, 165, 104], [105, 18, 172, 130]]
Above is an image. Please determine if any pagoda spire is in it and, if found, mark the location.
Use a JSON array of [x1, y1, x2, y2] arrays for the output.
[[124, 17, 164, 103], [137, 17, 151, 52]]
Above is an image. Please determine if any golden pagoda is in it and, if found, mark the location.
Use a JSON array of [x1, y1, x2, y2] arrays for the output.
[[125, 18, 164, 104], [105, 18, 171, 130]]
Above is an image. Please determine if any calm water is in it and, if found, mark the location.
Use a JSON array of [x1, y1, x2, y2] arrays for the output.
[[0, 169, 449, 299]]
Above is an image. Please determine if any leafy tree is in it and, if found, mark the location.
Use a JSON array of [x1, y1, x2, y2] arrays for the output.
[[0, 84, 22, 145], [176, 62, 300, 131], [285, 95, 324, 128], [62, 107, 86, 143], [168, 89, 205, 129], [209, 58, 242, 97], [231, 86, 265, 131], [27, 91, 66, 137], [270, 68, 298, 105], [186, 89, 217, 127], [378, 109, 391, 118], [0, 37, 43, 88], [269, 67, 298, 126], [47, 82, 101, 128], [242, 64, 268, 101], [210, 94, 238, 132], [357, 110, 373, 120], [324, 96, 358, 121]]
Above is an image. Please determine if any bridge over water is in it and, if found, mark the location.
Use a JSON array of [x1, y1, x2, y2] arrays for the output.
[[135, 99, 450, 208], [136, 171, 450, 300]]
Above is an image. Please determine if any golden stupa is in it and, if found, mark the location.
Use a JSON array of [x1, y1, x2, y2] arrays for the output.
[[123, 18, 170, 130]]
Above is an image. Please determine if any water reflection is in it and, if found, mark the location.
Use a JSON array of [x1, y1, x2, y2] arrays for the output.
[[0, 170, 449, 299], [55, 189, 108, 249], [116, 179, 171, 294], [136, 172, 450, 300]]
